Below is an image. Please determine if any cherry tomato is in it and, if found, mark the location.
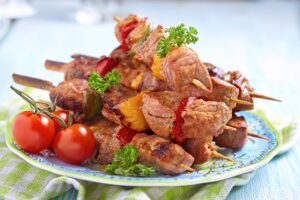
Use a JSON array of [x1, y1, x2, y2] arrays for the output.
[[52, 110, 75, 133], [95, 56, 117, 77], [53, 124, 95, 164], [12, 111, 55, 153]]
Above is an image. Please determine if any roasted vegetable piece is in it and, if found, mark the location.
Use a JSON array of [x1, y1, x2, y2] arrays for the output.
[[119, 92, 149, 131], [83, 90, 103, 121]]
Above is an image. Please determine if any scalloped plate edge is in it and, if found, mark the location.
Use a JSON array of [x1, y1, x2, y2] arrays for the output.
[[5, 113, 282, 187]]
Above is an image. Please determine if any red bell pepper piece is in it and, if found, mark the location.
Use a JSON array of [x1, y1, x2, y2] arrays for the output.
[[95, 56, 117, 77], [116, 127, 139, 146]]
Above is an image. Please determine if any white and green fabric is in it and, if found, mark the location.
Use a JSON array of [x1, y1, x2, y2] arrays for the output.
[[0, 96, 297, 200]]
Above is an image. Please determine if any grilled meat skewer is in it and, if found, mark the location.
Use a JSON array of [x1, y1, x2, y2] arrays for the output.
[[114, 16, 213, 93], [141, 91, 232, 140], [214, 114, 268, 150], [12, 74, 102, 121], [205, 63, 281, 108], [88, 118, 194, 175], [44, 54, 251, 111]]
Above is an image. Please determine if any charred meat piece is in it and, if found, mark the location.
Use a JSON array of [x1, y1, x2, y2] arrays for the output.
[[203, 77, 239, 109], [138, 70, 170, 92], [142, 91, 232, 140], [49, 79, 89, 112], [162, 47, 213, 95], [214, 114, 248, 149], [49, 79, 103, 121], [223, 71, 254, 112], [110, 46, 146, 69], [64, 56, 98, 80], [12, 74, 102, 121], [133, 26, 164, 66], [182, 99, 232, 138], [101, 85, 137, 124], [204, 62, 225, 79], [183, 137, 213, 164], [131, 133, 194, 175], [142, 91, 183, 138], [88, 118, 123, 164]]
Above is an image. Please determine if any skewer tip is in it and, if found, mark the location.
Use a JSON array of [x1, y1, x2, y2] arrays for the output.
[[247, 132, 268, 140], [212, 151, 234, 162], [180, 164, 195, 172], [229, 98, 254, 106], [192, 79, 208, 91], [249, 92, 281, 102], [113, 16, 122, 23], [224, 125, 237, 132]]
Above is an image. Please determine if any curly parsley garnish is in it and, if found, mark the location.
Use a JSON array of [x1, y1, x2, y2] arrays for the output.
[[88, 69, 121, 93], [156, 23, 199, 58], [106, 144, 155, 177]]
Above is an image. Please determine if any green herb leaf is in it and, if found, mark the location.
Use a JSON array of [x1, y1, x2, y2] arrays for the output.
[[106, 144, 155, 177], [88, 69, 121, 93], [156, 23, 199, 58]]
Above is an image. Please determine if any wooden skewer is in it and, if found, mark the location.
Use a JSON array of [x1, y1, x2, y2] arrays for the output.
[[247, 132, 268, 140], [71, 54, 98, 60], [180, 164, 195, 172], [212, 151, 234, 162], [192, 79, 208, 91], [12, 73, 55, 91], [44, 60, 66, 72], [113, 16, 122, 23], [228, 98, 254, 106], [223, 125, 237, 132], [249, 92, 281, 102]]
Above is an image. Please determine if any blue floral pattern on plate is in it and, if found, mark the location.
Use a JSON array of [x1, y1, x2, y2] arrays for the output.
[[6, 112, 281, 186]]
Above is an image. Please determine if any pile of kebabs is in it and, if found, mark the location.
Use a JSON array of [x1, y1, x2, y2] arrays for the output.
[[12, 15, 280, 176]]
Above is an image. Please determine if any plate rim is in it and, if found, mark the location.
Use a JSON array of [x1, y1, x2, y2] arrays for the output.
[[5, 112, 282, 187]]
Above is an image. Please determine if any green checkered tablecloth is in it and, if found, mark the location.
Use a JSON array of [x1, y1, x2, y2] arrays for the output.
[[0, 96, 297, 200]]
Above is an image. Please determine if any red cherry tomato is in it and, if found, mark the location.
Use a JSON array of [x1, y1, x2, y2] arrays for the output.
[[53, 124, 95, 164], [52, 110, 75, 133], [12, 111, 55, 153], [95, 56, 117, 77]]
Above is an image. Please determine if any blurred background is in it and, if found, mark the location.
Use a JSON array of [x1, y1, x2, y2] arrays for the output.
[[0, 0, 299, 118], [0, 0, 299, 199]]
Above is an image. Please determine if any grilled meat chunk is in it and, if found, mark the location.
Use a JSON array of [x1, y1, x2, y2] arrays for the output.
[[49, 79, 89, 113], [182, 99, 232, 138], [223, 71, 254, 112], [101, 85, 137, 125], [89, 118, 123, 164], [131, 133, 194, 175], [133, 26, 164, 66], [64, 55, 98, 80], [110, 46, 146, 69], [142, 91, 183, 138], [204, 62, 225, 79], [183, 137, 213, 164], [204, 77, 239, 109], [138, 70, 170, 92], [214, 114, 248, 149], [142, 91, 231, 140], [162, 47, 212, 96]]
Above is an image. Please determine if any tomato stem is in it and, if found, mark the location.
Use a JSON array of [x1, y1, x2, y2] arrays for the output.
[[10, 86, 68, 128]]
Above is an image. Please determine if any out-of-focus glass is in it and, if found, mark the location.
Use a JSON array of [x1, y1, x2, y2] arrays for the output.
[[0, 0, 36, 19], [76, 0, 126, 25]]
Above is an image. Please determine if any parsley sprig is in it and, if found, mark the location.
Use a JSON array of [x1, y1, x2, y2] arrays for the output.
[[106, 144, 155, 176], [88, 69, 121, 93], [156, 23, 199, 58]]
